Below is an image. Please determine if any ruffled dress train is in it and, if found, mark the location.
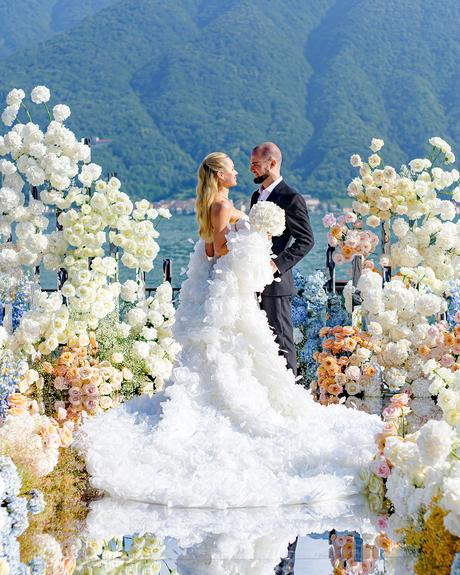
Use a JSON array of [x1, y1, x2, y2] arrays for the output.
[[81, 222, 382, 507]]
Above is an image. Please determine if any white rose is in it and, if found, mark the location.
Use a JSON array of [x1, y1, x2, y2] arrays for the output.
[[366, 215, 381, 228], [368, 154, 381, 168], [417, 420, 455, 466], [370, 138, 384, 152], [133, 341, 150, 359]]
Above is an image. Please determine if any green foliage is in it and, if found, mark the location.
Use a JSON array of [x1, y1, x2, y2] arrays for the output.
[[0, 0, 459, 201]]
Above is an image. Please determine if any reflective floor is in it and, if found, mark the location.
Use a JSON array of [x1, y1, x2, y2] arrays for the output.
[[71, 497, 415, 574]]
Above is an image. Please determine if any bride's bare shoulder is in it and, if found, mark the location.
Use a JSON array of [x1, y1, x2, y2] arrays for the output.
[[210, 199, 232, 215]]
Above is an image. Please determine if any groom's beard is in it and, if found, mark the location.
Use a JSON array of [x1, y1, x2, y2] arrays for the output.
[[253, 172, 270, 185]]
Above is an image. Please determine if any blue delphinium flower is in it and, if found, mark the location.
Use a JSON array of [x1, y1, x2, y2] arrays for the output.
[[326, 292, 351, 328], [292, 270, 328, 388], [12, 279, 31, 331], [446, 281, 460, 329]]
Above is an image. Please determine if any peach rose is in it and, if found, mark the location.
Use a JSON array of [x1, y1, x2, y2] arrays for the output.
[[59, 424, 73, 448], [42, 361, 55, 375], [8, 393, 29, 415], [327, 382, 343, 396], [53, 376, 69, 391]]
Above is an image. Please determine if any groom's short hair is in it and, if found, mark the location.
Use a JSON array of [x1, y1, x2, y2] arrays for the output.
[[252, 142, 282, 165]]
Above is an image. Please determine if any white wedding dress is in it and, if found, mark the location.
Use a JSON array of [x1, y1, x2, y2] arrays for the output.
[[81, 220, 382, 507]]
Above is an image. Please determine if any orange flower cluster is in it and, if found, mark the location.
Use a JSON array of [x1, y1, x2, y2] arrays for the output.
[[312, 326, 380, 405], [41, 345, 128, 421]]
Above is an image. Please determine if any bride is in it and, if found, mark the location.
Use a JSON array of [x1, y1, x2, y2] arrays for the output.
[[80, 152, 382, 508]]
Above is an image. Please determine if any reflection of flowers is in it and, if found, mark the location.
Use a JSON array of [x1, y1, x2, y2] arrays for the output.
[[0, 455, 45, 574], [75, 533, 166, 574]]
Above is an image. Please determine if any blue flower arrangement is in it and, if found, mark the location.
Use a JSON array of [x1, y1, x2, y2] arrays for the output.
[[446, 280, 460, 329], [292, 270, 328, 388]]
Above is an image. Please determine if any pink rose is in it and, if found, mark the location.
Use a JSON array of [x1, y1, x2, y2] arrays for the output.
[[440, 354, 454, 368], [455, 310, 460, 324], [53, 376, 69, 391], [82, 383, 99, 397], [68, 387, 83, 405], [382, 405, 402, 420], [84, 397, 99, 412], [333, 253, 345, 264], [346, 365, 361, 381], [377, 516, 388, 530], [373, 458, 391, 479], [344, 212, 357, 223], [322, 213, 336, 228]]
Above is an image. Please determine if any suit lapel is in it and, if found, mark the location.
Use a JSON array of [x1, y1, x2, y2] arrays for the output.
[[265, 180, 286, 205]]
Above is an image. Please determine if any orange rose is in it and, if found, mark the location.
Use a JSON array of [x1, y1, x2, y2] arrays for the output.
[[8, 393, 29, 415], [327, 382, 343, 396], [55, 364, 68, 377], [319, 327, 331, 338], [419, 345, 431, 356], [59, 424, 73, 448], [323, 339, 336, 351], [444, 332, 455, 345], [330, 224, 343, 239], [363, 365, 377, 377], [59, 351, 74, 365], [342, 338, 357, 352], [66, 366, 79, 379], [341, 245, 354, 258]]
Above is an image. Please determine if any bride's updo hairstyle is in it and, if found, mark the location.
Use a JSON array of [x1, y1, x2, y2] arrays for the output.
[[196, 152, 228, 242]]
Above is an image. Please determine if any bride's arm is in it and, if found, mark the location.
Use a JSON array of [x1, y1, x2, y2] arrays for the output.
[[211, 201, 232, 257]]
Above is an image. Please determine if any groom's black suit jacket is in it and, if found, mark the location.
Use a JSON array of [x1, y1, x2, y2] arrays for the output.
[[250, 180, 315, 297]]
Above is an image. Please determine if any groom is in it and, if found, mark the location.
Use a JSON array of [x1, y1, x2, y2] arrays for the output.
[[250, 142, 314, 375]]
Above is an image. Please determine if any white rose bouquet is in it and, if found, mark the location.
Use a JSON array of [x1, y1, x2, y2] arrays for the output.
[[249, 201, 285, 236]]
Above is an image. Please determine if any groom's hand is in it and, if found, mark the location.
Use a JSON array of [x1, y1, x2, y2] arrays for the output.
[[270, 259, 279, 275]]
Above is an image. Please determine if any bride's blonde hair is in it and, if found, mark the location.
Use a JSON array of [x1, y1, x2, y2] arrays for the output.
[[195, 152, 229, 242]]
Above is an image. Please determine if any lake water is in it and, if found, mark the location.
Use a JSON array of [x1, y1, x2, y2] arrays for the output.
[[148, 211, 348, 288]]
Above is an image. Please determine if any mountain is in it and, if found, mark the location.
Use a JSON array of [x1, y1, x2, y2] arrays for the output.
[[0, 0, 118, 57], [0, 0, 459, 201]]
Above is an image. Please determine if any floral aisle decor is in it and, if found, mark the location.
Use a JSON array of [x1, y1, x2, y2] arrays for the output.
[[329, 529, 392, 575], [311, 325, 381, 406], [0, 455, 46, 575], [292, 270, 328, 387]]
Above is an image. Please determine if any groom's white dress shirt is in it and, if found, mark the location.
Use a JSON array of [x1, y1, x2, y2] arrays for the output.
[[257, 176, 283, 202], [257, 176, 283, 274]]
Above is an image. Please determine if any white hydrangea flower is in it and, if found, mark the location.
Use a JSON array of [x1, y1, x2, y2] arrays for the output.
[[31, 85, 51, 104]]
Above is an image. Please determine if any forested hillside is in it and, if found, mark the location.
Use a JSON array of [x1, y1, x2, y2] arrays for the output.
[[0, 0, 458, 201]]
